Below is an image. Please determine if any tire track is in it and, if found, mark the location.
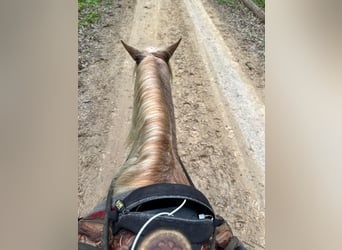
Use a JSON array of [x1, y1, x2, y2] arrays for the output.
[[184, 0, 265, 170]]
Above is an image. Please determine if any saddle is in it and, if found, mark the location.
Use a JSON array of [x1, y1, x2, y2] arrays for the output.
[[78, 183, 245, 250]]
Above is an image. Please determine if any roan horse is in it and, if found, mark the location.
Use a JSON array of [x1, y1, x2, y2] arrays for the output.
[[78, 39, 245, 250]]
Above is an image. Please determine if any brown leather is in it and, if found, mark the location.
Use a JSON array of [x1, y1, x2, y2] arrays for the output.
[[78, 219, 104, 248], [110, 230, 135, 250], [215, 220, 234, 249], [78, 218, 135, 249]]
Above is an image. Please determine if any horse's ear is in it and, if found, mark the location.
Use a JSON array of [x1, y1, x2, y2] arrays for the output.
[[164, 38, 182, 62], [154, 38, 182, 63], [121, 40, 144, 64]]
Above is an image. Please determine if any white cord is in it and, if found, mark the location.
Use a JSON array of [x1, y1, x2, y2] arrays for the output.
[[130, 199, 187, 250]]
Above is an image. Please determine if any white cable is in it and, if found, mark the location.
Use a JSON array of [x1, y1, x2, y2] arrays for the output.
[[130, 199, 187, 250], [169, 199, 187, 215]]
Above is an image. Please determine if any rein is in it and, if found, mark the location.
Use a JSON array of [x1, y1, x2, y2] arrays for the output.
[[103, 182, 114, 250], [178, 157, 195, 187]]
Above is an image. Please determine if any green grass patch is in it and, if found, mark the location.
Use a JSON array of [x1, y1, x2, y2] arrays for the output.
[[79, 0, 99, 11], [79, 12, 100, 27], [253, 0, 265, 9], [79, 0, 100, 27], [217, 0, 237, 5]]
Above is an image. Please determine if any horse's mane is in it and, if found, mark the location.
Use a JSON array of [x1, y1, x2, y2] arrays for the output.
[[112, 51, 189, 195]]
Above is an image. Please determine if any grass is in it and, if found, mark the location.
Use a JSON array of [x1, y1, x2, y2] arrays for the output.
[[79, 0, 99, 12], [253, 0, 265, 9], [78, 0, 100, 27], [217, 0, 237, 6]]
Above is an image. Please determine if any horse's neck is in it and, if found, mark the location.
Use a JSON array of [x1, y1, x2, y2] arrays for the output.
[[127, 58, 179, 165], [112, 57, 190, 195]]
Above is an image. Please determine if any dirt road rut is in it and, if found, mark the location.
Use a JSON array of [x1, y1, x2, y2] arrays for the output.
[[78, 0, 265, 248]]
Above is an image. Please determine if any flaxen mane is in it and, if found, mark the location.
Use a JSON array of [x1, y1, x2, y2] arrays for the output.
[[112, 39, 190, 195]]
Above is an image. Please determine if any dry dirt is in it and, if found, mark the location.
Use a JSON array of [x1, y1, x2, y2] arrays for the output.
[[78, 0, 265, 249]]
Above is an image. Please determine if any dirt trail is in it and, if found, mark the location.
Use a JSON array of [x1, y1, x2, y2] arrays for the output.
[[79, 0, 264, 248]]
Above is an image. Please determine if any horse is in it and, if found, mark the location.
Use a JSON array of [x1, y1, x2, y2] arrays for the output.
[[78, 39, 245, 250], [111, 38, 191, 196]]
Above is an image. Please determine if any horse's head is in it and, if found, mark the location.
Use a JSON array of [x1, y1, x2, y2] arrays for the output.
[[121, 38, 182, 65]]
